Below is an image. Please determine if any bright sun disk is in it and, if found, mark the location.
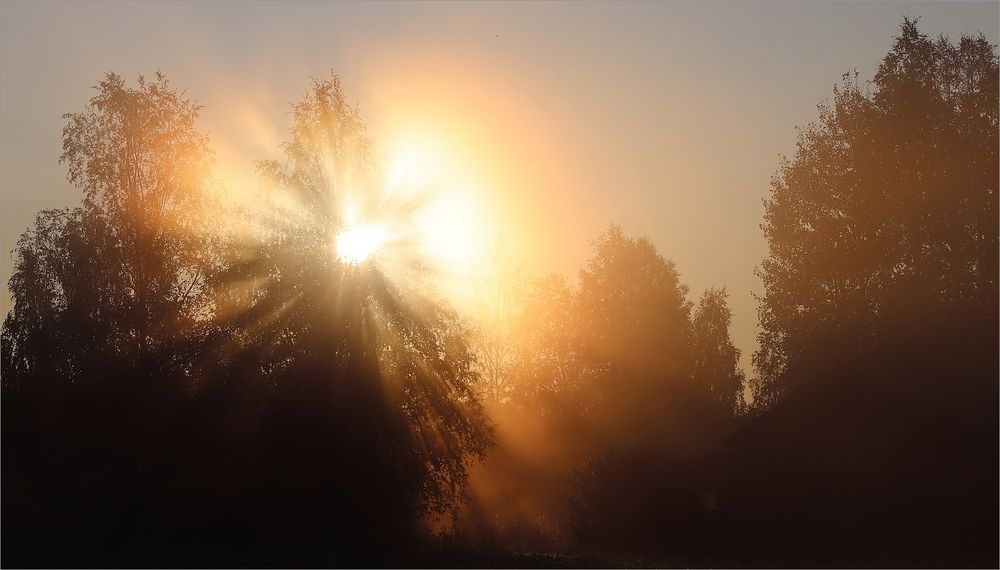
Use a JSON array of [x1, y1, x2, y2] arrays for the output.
[[336, 223, 387, 265]]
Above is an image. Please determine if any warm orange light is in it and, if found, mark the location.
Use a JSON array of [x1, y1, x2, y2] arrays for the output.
[[382, 136, 492, 302]]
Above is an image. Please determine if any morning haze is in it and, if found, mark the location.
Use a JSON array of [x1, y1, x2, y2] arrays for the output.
[[1, 3, 998, 566], [3, 1, 996, 375]]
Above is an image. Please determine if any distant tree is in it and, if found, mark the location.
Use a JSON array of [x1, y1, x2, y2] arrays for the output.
[[752, 19, 998, 406], [509, 273, 581, 407], [450, 225, 750, 559], [691, 287, 745, 413], [563, 229, 739, 558], [470, 241, 525, 405], [576, 225, 692, 415]]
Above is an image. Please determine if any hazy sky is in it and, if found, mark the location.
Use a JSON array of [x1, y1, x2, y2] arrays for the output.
[[2, 0, 997, 374]]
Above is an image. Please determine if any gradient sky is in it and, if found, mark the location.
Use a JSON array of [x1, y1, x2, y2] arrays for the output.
[[2, 0, 997, 375]]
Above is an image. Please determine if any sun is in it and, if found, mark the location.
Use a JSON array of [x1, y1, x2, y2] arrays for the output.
[[325, 135, 493, 300], [336, 222, 387, 265]]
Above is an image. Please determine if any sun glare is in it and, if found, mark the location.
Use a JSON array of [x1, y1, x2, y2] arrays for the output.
[[336, 223, 387, 265], [380, 136, 492, 300]]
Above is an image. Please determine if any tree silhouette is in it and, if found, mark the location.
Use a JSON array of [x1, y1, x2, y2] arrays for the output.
[[575, 225, 692, 417], [735, 19, 998, 566], [691, 287, 745, 413], [2, 72, 229, 567], [204, 74, 494, 558], [3, 18, 996, 568], [752, 19, 998, 406], [563, 229, 742, 559], [2, 73, 494, 567], [3, 72, 220, 386]]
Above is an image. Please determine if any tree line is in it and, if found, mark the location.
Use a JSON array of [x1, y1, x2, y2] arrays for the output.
[[2, 19, 997, 567]]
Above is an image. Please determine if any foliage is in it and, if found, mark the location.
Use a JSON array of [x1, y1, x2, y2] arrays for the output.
[[2, 73, 493, 566], [219, 74, 494, 519], [753, 18, 998, 406], [735, 19, 998, 566], [3, 73, 221, 384], [692, 287, 745, 413]]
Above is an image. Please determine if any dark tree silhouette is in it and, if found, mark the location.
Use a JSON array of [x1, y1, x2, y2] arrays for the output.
[[732, 19, 998, 567], [752, 19, 998, 406], [691, 287, 745, 413], [3, 72, 220, 385], [200, 74, 494, 561], [2, 72, 228, 567], [3, 18, 996, 569]]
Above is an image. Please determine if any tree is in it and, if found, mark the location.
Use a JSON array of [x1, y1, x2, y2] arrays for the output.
[[1, 72, 231, 567], [470, 241, 525, 405], [2, 72, 493, 566], [691, 287, 745, 413], [509, 273, 581, 408], [563, 229, 742, 559], [3, 72, 221, 384], [576, 225, 692, 416], [752, 19, 998, 406], [211, 73, 494, 549], [733, 20, 999, 566]]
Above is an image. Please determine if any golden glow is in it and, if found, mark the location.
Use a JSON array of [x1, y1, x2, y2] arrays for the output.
[[359, 56, 576, 306], [208, 55, 570, 311], [336, 222, 387, 265], [380, 136, 493, 301]]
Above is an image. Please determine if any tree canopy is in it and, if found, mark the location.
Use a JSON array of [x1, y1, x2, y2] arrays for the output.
[[753, 19, 998, 406], [3, 72, 221, 385], [2, 72, 494, 566]]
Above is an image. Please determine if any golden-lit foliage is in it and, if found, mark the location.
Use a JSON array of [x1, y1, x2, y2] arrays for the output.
[[206, 74, 495, 517], [438, 224, 751, 551], [3, 72, 224, 377]]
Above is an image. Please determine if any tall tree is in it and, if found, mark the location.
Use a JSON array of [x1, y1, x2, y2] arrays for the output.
[[733, 20, 999, 566], [752, 19, 998, 406], [691, 287, 745, 413], [564, 229, 740, 558], [3, 72, 220, 384], [2, 72, 231, 567], [213, 74, 494, 544]]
